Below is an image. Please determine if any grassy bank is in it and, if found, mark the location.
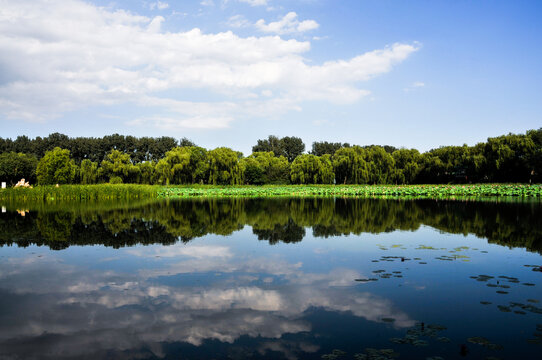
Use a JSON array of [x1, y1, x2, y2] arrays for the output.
[[0, 184, 158, 201], [1, 184, 541, 202]]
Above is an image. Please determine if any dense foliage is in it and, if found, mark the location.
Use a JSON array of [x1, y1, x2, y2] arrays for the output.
[[0, 128, 541, 185]]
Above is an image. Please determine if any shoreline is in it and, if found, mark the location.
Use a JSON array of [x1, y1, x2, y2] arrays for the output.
[[1, 184, 541, 202]]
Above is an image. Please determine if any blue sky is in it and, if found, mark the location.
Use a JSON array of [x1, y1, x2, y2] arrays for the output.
[[1, 0, 541, 155]]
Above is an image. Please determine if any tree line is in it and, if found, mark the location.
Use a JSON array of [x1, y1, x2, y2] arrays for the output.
[[0, 129, 541, 185]]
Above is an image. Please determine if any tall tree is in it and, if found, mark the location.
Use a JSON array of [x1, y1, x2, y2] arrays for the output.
[[311, 141, 349, 156], [281, 136, 305, 162], [36, 147, 77, 185], [252, 135, 284, 156]]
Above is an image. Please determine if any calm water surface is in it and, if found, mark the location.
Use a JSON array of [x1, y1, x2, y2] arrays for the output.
[[0, 198, 541, 359]]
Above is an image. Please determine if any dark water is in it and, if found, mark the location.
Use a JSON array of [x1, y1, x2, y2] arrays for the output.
[[0, 198, 541, 360]]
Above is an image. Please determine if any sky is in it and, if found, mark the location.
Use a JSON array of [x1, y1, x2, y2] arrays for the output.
[[0, 0, 541, 155]]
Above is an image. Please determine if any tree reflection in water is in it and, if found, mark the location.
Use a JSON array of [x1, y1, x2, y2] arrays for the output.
[[1, 198, 541, 252]]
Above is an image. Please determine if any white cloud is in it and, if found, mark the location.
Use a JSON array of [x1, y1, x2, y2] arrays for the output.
[[239, 0, 269, 6], [255, 12, 319, 35], [200, 0, 215, 6], [226, 14, 251, 28], [0, 0, 419, 131], [404, 81, 426, 92], [149, 1, 169, 10]]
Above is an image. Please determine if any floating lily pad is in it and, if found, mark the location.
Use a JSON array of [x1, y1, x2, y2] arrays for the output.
[[523, 283, 536, 286], [468, 336, 491, 345], [528, 299, 540, 303], [382, 318, 396, 323], [480, 301, 492, 305], [419, 262, 427, 264], [416, 245, 439, 250], [412, 340, 428, 347], [436, 337, 451, 343], [496, 290, 509, 294], [497, 305, 511, 312]]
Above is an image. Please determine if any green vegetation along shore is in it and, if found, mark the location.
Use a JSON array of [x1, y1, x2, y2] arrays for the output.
[[1, 184, 542, 202], [157, 184, 542, 198], [0, 184, 158, 201]]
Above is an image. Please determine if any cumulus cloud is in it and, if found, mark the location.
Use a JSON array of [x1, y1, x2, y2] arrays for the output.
[[255, 12, 319, 35], [0, 0, 418, 130]]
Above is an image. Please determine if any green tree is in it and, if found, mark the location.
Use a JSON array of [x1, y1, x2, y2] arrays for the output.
[[392, 149, 421, 184], [291, 154, 334, 184], [241, 152, 290, 184], [136, 161, 156, 184], [155, 146, 208, 185], [99, 149, 140, 183], [79, 159, 98, 185], [240, 157, 265, 185], [332, 146, 369, 184], [281, 136, 305, 162], [252, 135, 284, 156], [365, 146, 395, 184], [0, 152, 38, 185], [36, 147, 76, 185], [208, 147, 244, 185], [311, 141, 349, 156]]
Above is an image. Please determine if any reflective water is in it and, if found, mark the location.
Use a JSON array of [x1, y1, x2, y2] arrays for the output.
[[0, 198, 541, 359]]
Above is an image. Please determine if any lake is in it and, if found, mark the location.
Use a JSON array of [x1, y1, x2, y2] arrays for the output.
[[0, 198, 541, 359]]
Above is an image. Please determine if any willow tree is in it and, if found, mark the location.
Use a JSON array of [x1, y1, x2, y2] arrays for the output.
[[290, 154, 334, 184], [392, 149, 421, 184], [136, 161, 156, 184], [79, 159, 98, 185], [365, 146, 395, 184], [332, 146, 369, 184], [155, 146, 208, 185], [99, 149, 140, 183], [208, 147, 244, 185]]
